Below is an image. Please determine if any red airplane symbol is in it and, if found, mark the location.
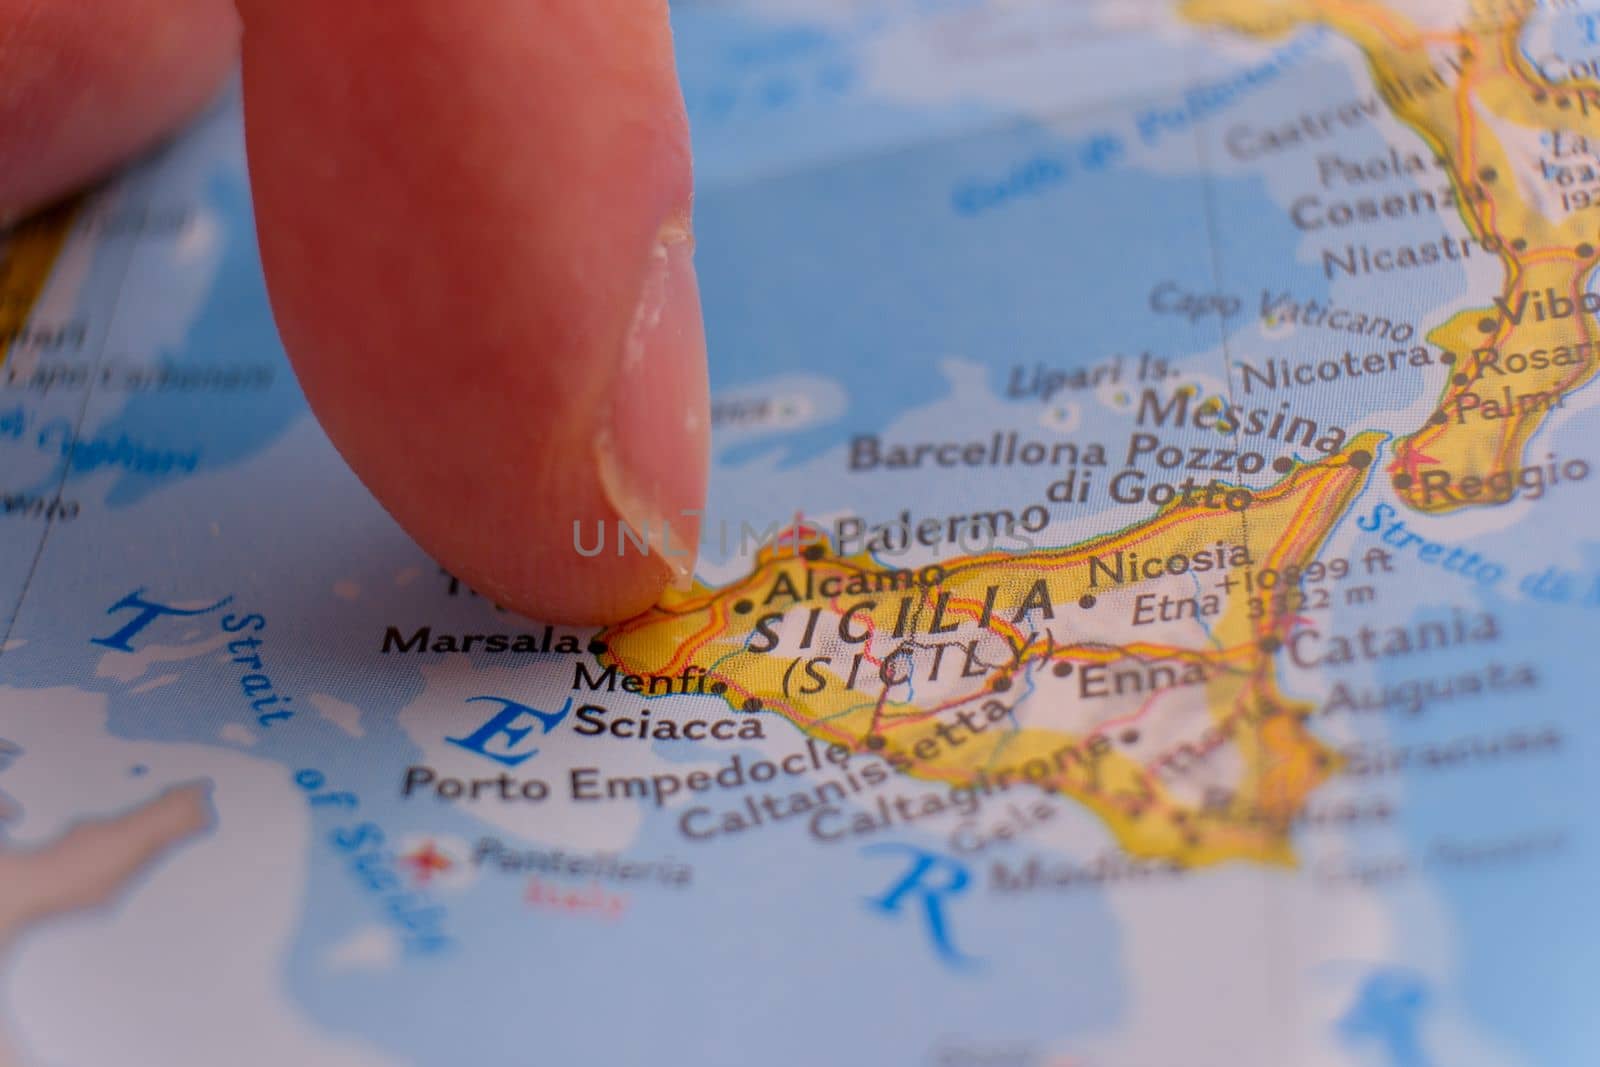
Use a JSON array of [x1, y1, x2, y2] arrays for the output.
[[402, 842, 453, 885], [1390, 441, 1441, 483]]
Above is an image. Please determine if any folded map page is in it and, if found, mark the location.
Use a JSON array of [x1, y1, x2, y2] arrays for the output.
[[2, 1, 1597, 1063]]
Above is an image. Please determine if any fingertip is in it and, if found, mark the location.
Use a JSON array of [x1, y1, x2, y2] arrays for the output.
[[463, 548, 676, 628], [239, 0, 708, 624], [0, 0, 239, 219]]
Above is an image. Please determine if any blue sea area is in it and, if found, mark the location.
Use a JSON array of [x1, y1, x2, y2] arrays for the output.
[[695, 114, 1335, 468], [674, 0, 993, 183], [87, 176, 299, 509], [282, 782, 1125, 1066], [74, 112, 302, 510], [1365, 590, 1598, 1065]]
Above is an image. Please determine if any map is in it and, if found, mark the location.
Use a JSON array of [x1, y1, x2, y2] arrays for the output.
[[2, 1, 1597, 1063]]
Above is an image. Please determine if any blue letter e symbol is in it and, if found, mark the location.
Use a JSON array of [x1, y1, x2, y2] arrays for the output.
[[445, 696, 572, 767]]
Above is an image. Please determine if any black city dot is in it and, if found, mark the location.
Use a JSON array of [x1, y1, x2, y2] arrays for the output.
[[587, 640, 608, 655], [1260, 636, 1282, 653], [1394, 473, 1414, 490], [742, 697, 763, 713], [1439, 351, 1456, 365], [1558, 95, 1573, 108], [1580, 243, 1595, 258], [993, 676, 1012, 692], [1534, 90, 1549, 102], [1347, 450, 1373, 469], [733, 599, 753, 614], [1430, 411, 1448, 425], [1052, 661, 1073, 677], [865, 734, 885, 750], [1477, 317, 1498, 333], [1453, 372, 1469, 386], [803, 545, 825, 561], [1272, 456, 1294, 474], [1078, 594, 1097, 609], [1478, 166, 1497, 183], [1511, 238, 1527, 252], [710, 681, 727, 695], [1120, 729, 1140, 745]]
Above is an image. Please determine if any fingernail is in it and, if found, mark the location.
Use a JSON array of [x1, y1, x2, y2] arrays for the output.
[[594, 212, 710, 591]]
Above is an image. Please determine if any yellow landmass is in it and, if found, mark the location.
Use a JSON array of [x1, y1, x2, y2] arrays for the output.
[[1181, 0, 1600, 512], [600, 435, 1381, 869], [0, 199, 78, 366]]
